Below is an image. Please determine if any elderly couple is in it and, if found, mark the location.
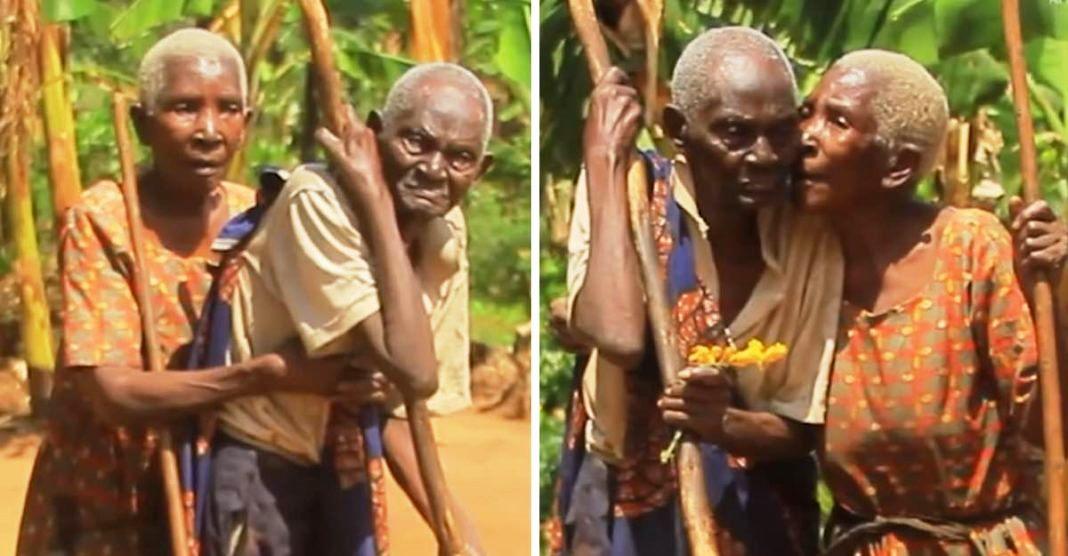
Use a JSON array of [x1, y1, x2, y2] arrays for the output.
[[551, 27, 1066, 556], [18, 28, 491, 556]]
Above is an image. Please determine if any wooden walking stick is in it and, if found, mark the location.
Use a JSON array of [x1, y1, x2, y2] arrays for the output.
[[294, 1, 467, 553], [111, 92, 193, 556], [567, 0, 720, 553], [1001, 2, 1068, 553]]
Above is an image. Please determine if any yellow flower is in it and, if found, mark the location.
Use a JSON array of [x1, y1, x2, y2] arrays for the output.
[[760, 342, 788, 367], [687, 339, 788, 370]]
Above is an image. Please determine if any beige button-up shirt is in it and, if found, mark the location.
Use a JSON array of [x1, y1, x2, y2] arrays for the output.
[[567, 157, 843, 461], [218, 164, 470, 464]]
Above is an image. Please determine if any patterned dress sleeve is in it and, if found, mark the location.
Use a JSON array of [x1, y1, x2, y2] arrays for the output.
[[59, 205, 142, 369], [969, 213, 1039, 429]]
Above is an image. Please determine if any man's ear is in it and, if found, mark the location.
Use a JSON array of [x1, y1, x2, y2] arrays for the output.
[[367, 109, 384, 134], [131, 103, 150, 146], [882, 145, 922, 191], [662, 104, 687, 148], [476, 152, 494, 180]]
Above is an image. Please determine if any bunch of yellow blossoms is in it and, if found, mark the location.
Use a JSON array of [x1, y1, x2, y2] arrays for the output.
[[687, 338, 788, 369], [659, 339, 789, 464]]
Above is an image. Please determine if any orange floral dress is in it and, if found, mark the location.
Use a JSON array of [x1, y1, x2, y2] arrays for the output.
[[17, 180, 254, 556], [821, 208, 1044, 555]]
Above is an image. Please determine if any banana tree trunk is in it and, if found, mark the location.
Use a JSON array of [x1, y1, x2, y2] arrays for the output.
[[4, 0, 55, 415], [410, 0, 454, 61], [5, 120, 55, 415], [38, 22, 82, 223]]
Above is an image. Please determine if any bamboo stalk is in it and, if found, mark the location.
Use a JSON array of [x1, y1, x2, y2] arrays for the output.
[[1000, 1, 1067, 554], [38, 22, 82, 223], [567, 0, 719, 552], [111, 92, 192, 556], [295, 1, 466, 553]]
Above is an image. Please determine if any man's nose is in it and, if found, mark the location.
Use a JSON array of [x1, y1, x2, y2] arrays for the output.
[[418, 151, 448, 181], [745, 135, 779, 167]]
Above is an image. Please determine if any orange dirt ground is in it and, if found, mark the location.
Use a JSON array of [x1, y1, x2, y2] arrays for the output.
[[0, 410, 530, 554]]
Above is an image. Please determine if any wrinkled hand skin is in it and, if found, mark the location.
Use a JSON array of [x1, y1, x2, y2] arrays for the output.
[[315, 106, 393, 209], [582, 66, 643, 168], [658, 366, 734, 443], [1010, 196, 1068, 288]]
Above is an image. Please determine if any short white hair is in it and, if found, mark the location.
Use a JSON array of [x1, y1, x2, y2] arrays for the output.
[[831, 49, 949, 178], [381, 62, 494, 149], [137, 28, 248, 113], [671, 26, 797, 121]]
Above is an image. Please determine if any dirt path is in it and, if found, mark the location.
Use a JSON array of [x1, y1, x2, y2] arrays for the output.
[[0, 410, 530, 554]]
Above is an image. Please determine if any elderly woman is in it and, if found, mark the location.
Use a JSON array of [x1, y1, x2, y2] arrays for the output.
[[797, 49, 1052, 554], [16, 29, 364, 555]]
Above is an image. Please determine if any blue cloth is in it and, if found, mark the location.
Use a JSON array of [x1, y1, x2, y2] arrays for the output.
[[183, 168, 382, 555]]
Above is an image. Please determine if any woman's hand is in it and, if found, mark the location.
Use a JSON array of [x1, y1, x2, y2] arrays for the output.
[[1010, 197, 1068, 289]]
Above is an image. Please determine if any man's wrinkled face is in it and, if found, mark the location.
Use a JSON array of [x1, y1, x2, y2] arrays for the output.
[[134, 55, 249, 193], [674, 55, 800, 213], [377, 81, 489, 222], [797, 66, 888, 213]]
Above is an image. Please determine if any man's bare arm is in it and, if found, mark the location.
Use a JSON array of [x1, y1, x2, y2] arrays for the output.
[[570, 68, 647, 366], [315, 124, 438, 399]]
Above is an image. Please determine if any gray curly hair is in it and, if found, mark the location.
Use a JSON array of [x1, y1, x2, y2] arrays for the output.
[[137, 28, 248, 113], [670, 26, 797, 121], [381, 62, 494, 149], [830, 49, 949, 178]]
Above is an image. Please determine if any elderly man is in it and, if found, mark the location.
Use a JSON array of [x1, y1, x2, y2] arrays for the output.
[[552, 27, 841, 556], [201, 62, 492, 556], [16, 28, 361, 555]]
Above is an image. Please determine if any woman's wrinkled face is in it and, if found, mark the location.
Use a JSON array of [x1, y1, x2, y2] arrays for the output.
[[135, 56, 249, 194], [796, 66, 889, 214]]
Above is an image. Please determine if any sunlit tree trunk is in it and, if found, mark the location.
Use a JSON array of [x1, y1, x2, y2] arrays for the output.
[[410, 0, 455, 61], [38, 22, 82, 223], [3, 0, 54, 414]]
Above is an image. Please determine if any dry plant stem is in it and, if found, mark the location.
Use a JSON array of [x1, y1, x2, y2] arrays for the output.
[[111, 93, 192, 556], [1001, 0, 1067, 553], [296, 1, 465, 552]]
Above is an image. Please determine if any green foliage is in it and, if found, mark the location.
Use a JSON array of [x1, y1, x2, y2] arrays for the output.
[[27, 0, 531, 347]]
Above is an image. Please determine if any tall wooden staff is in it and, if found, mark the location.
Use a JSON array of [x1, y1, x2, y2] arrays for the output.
[[567, 0, 719, 553], [294, 1, 467, 553], [1001, 1, 1068, 554], [111, 92, 192, 556]]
